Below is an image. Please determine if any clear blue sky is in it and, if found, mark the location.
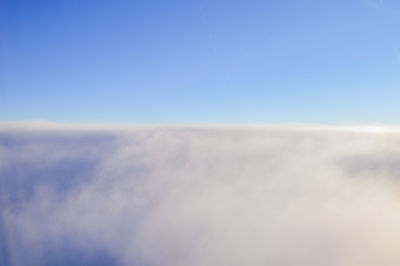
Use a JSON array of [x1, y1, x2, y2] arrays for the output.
[[1, 0, 400, 124]]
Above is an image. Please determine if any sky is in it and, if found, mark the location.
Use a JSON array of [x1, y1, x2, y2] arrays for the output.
[[1, 0, 400, 124]]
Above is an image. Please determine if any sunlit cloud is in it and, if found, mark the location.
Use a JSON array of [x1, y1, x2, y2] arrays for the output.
[[2, 123, 400, 265]]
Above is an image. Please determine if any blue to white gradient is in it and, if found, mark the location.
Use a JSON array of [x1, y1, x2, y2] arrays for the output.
[[1, 0, 400, 124]]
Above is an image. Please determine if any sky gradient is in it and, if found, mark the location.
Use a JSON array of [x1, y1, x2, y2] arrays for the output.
[[1, 0, 400, 124]]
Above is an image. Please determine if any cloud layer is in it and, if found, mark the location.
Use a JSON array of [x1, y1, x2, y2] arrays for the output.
[[2, 124, 400, 266]]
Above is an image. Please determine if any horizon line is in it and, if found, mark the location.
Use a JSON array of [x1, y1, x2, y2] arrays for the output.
[[1, 120, 400, 133]]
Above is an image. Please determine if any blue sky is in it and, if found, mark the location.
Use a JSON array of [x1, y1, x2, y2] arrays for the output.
[[1, 0, 400, 124]]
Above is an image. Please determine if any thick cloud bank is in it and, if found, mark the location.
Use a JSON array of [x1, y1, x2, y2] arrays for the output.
[[2, 123, 400, 266]]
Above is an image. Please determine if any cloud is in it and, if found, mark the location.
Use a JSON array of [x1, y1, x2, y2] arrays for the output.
[[2, 123, 400, 265]]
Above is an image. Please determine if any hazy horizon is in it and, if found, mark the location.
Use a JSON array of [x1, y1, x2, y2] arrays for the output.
[[2, 0, 400, 265]]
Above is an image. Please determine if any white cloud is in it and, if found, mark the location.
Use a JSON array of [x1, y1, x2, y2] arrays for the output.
[[2, 124, 400, 265]]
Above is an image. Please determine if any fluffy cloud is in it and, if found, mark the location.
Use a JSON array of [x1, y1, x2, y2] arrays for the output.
[[2, 124, 400, 266]]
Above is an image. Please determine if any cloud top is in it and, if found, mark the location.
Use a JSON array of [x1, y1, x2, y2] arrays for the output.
[[2, 123, 400, 266]]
